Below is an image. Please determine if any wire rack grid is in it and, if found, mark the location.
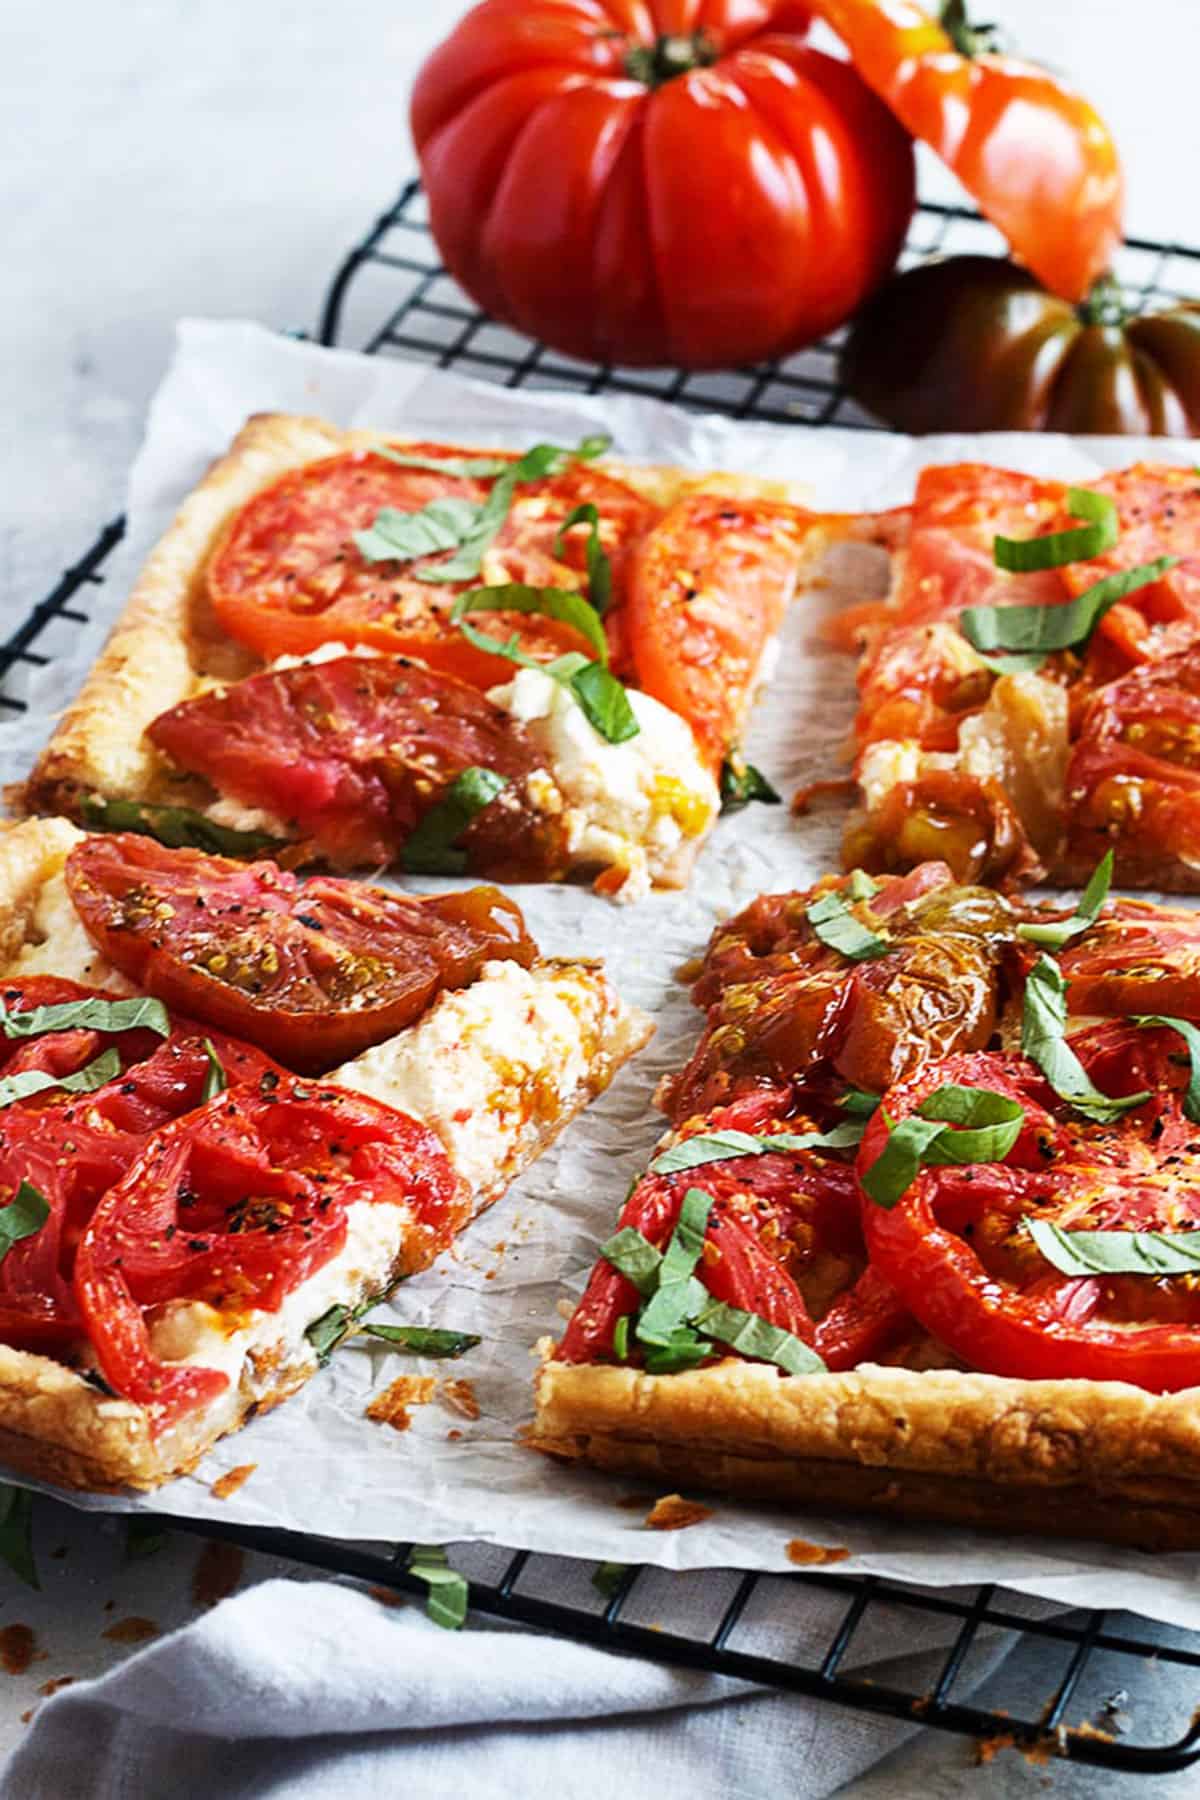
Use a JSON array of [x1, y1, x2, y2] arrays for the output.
[[7, 183, 1200, 1776]]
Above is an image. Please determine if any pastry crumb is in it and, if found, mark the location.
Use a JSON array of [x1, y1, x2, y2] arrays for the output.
[[645, 1493, 713, 1531], [101, 1617, 159, 1646], [367, 1585, 405, 1609], [441, 1378, 480, 1421], [0, 1626, 35, 1675], [785, 1539, 850, 1567], [366, 1375, 437, 1431], [447, 1428, 463, 1441], [211, 1463, 257, 1500], [38, 1676, 75, 1698]]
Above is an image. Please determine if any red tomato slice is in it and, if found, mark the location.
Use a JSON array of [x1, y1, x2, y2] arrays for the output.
[[74, 1079, 463, 1425], [148, 654, 567, 876], [1059, 896, 1200, 1019], [1058, 467, 1200, 647], [1065, 644, 1200, 887], [860, 1024, 1200, 1392], [64, 834, 537, 1072], [665, 864, 1011, 1120], [626, 492, 810, 766], [206, 447, 657, 685]]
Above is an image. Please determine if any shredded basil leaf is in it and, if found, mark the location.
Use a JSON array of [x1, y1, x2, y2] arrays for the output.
[[0, 1181, 50, 1264], [961, 556, 1179, 661], [592, 1560, 629, 1599], [1022, 956, 1149, 1123], [417, 435, 610, 586], [805, 887, 890, 962], [401, 767, 508, 874], [453, 584, 639, 744], [992, 487, 1119, 573], [611, 1315, 631, 1361], [635, 1189, 713, 1348], [1028, 1218, 1200, 1278], [405, 1544, 468, 1630], [1132, 1015, 1200, 1123], [452, 583, 608, 662], [642, 1329, 713, 1374], [649, 1120, 863, 1176], [0, 994, 170, 1042], [353, 495, 486, 565], [362, 1324, 481, 1358], [860, 1087, 1025, 1208], [599, 1227, 663, 1297], [1017, 852, 1113, 949], [0, 1047, 120, 1112], [554, 502, 612, 613], [200, 1039, 227, 1103], [0, 1485, 37, 1589], [568, 661, 641, 745], [840, 1086, 881, 1118], [79, 793, 285, 858], [692, 1300, 825, 1375], [305, 1303, 352, 1362], [371, 446, 512, 478], [718, 753, 781, 813]]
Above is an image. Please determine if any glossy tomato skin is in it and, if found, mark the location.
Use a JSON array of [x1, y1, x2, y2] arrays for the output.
[[64, 835, 537, 1072], [805, 5, 1121, 302], [843, 258, 1200, 436], [411, 3, 914, 369], [148, 655, 568, 878], [74, 1079, 464, 1426], [859, 1025, 1200, 1393]]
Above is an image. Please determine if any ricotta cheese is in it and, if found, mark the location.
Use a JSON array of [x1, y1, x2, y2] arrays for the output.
[[7, 871, 128, 991], [488, 668, 718, 901]]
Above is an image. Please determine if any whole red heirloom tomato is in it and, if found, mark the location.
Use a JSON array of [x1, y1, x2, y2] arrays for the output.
[[410, 1, 916, 370]]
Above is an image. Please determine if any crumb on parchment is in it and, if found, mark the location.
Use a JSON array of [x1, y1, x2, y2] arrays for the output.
[[645, 1494, 713, 1531], [785, 1539, 850, 1567], [366, 1375, 437, 1432], [211, 1463, 257, 1500]]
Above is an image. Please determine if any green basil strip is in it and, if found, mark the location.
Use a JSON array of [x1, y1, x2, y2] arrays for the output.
[[0, 1485, 38, 1589], [642, 1329, 713, 1374], [0, 1181, 50, 1264], [692, 1300, 826, 1375], [305, 1303, 352, 1362], [401, 767, 508, 875], [79, 793, 286, 858], [599, 1226, 663, 1297], [961, 556, 1179, 658], [592, 1560, 629, 1599], [839, 1086, 881, 1118], [568, 660, 640, 745], [860, 1087, 1024, 1207], [554, 502, 612, 614], [611, 1314, 631, 1361], [362, 1324, 481, 1358], [371, 446, 512, 478], [353, 495, 486, 565], [1028, 1218, 1200, 1278], [649, 1121, 863, 1176], [844, 869, 880, 900], [1022, 956, 1149, 1123], [0, 1047, 120, 1112], [405, 1544, 468, 1631], [201, 1039, 227, 1103], [1016, 851, 1113, 949], [805, 888, 890, 962], [1132, 1015, 1200, 1124], [452, 583, 609, 663], [0, 994, 170, 1042], [992, 487, 1118, 573], [636, 1188, 714, 1347], [719, 754, 780, 812]]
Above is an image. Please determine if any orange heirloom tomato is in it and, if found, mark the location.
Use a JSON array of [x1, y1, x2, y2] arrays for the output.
[[807, 0, 1123, 301], [410, 0, 915, 369]]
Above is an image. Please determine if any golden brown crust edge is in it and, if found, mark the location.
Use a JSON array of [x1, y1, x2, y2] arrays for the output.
[[530, 1349, 1200, 1550], [22, 413, 811, 823]]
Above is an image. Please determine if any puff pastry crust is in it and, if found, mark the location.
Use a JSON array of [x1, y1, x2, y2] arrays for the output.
[[530, 1346, 1200, 1551], [23, 413, 810, 824], [0, 818, 652, 1491]]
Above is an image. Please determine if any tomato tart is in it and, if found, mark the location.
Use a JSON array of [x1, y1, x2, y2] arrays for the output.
[[532, 857, 1200, 1549], [827, 461, 1200, 894], [0, 818, 650, 1491], [23, 414, 830, 902]]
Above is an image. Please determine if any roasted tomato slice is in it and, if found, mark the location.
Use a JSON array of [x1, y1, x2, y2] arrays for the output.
[[558, 1087, 908, 1371], [860, 1024, 1200, 1393], [626, 492, 809, 766], [1057, 897, 1200, 1020], [206, 446, 657, 685], [148, 654, 568, 876], [74, 1079, 463, 1425], [1058, 466, 1200, 640], [0, 979, 279, 1352], [1064, 644, 1200, 888], [843, 767, 1041, 888], [64, 835, 536, 1072], [665, 864, 1013, 1121]]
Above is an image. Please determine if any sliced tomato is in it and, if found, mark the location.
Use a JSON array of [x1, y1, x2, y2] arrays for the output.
[[1064, 644, 1200, 887], [1059, 896, 1200, 1019], [1058, 467, 1200, 650], [626, 492, 811, 766], [844, 767, 1041, 889], [860, 1024, 1200, 1392], [64, 834, 537, 1072], [665, 865, 1012, 1120], [147, 654, 568, 876], [74, 1079, 464, 1425], [206, 446, 657, 685]]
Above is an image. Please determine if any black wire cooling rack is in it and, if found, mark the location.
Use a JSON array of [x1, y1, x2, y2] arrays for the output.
[[8, 183, 1200, 1775]]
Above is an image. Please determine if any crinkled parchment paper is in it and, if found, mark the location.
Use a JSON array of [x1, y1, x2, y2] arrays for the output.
[[6, 320, 1200, 1629]]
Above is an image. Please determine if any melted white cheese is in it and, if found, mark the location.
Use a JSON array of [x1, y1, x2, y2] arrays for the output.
[[489, 668, 718, 901], [7, 872, 129, 991]]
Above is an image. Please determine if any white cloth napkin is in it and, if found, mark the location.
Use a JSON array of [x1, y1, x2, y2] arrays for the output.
[[0, 1573, 1047, 1800]]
